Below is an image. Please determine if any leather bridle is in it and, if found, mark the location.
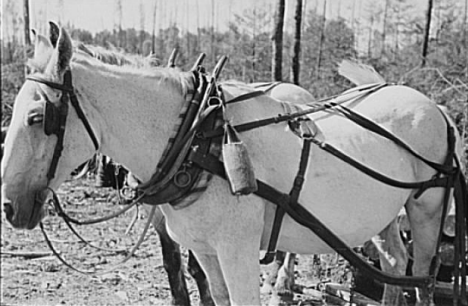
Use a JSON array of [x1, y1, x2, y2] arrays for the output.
[[27, 70, 100, 183], [25, 70, 158, 274]]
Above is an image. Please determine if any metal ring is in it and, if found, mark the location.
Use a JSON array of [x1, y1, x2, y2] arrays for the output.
[[207, 96, 222, 107], [173, 170, 192, 187]]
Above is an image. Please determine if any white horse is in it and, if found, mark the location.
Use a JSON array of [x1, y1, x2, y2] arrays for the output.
[[2, 23, 465, 306]]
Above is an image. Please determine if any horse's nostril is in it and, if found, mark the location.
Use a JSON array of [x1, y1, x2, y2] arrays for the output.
[[3, 201, 14, 220]]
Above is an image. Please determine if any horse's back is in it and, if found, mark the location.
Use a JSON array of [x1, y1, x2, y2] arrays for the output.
[[317, 85, 450, 171]]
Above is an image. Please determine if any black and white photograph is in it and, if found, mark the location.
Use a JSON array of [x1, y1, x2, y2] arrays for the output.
[[1, 0, 467, 305]]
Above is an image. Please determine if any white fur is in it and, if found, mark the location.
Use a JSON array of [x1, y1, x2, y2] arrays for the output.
[[2, 25, 463, 305]]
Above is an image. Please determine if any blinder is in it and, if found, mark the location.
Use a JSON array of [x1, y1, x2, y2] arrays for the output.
[[26, 70, 98, 182], [43, 98, 64, 136]]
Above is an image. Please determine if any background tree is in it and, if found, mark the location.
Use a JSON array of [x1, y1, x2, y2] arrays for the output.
[[315, 0, 327, 80], [291, 0, 303, 85], [421, 0, 434, 66], [1, 0, 466, 151], [271, 0, 285, 81], [23, 0, 30, 46]]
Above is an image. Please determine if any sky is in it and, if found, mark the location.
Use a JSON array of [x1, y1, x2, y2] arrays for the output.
[[3, 0, 394, 35], [2, 0, 440, 42], [26, 0, 349, 32]]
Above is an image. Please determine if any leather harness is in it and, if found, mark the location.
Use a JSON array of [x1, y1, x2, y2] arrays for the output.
[[25, 61, 467, 300]]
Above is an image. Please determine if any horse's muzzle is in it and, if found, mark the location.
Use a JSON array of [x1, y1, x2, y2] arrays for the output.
[[1, 190, 47, 229], [3, 200, 14, 221]]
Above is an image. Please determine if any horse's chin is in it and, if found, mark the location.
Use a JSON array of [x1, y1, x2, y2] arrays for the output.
[[6, 201, 45, 230], [8, 190, 48, 230], [27, 189, 51, 229], [25, 208, 45, 230]]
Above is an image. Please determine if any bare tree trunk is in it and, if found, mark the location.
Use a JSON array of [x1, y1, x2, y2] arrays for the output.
[[421, 0, 433, 67], [152, 0, 157, 55], [211, 0, 215, 62], [367, 16, 374, 58], [291, 0, 302, 85], [23, 0, 30, 46], [393, 2, 400, 61], [196, 0, 201, 46], [464, 0, 467, 51], [23, 0, 30, 76], [272, 0, 285, 82], [185, 0, 190, 56], [465, 0, 468, 77], [252, 7, 257, 82], [381, 0, 390, 56], [139, 1, 145, 54], [116, 0, 123, 48], [315, 0, 327, 80]]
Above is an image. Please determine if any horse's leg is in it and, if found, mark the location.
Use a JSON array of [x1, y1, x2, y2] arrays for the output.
[[372, 218, 408, 306], [150, 207, 191, 306], [406, 189, 446, 306], [191, 252, 230, 305], [269, 252, 296, 306], [261, 251, 286, 294], [215, 239, 262, 305], [187, 250, 215, 306]]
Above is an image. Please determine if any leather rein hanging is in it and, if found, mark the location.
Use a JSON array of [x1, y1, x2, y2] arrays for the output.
[[24, 63, 467, 297], [25, 70, 158, 274], [23, 52, 213, 274], [136, 56, 229, 206]]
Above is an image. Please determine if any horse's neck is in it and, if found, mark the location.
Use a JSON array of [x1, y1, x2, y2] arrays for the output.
[[73, 64, 188, 181]]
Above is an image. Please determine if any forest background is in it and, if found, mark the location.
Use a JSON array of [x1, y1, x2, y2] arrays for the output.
[[2, 0, 467, 154]]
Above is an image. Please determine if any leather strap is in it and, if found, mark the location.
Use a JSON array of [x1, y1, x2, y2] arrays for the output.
[[225, 82, 281, 105], [453, 163, 468, 305], [187, 149, 434, 288], [260, 138, 311, 264], [27, 71, 100, 151], [330, 102, 455, 175]]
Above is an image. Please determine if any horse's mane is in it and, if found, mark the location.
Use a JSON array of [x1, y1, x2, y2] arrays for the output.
[[338, 60, 386, 86], [27, 38, 190, 97], [74, 42, 160, 68], [73, 42, 191, 95]]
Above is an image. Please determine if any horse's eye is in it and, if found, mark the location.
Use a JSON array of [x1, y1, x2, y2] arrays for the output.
[[26, 113, 44, 126]]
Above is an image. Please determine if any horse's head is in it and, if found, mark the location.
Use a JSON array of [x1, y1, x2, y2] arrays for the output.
[[1, 22, 97, 229]]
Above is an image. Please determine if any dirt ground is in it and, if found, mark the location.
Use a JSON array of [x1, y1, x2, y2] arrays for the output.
[[0, 175, 357, 306], [0, 175, 457, 306]]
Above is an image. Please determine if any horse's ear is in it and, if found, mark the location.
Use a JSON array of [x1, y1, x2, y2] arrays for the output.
[[27, 29, 53, 72], [45, 22, 73, 80], [49, 21, 60, 48]]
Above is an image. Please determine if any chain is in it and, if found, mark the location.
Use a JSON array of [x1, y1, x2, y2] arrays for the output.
[[349, 266, 356, 305]]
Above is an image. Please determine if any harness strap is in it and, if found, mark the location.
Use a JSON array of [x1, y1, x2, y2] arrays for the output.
[[203, 102, 331, 139], [260, 138, 312, 264], [331, 102, 455, 175], [26, 71, 100, 151], [203, 84, 385, 139], [225, 82, 282, 104], [27, 74, 74, 93], [46, 90, 68, 181], [453, 164, 468, 305], [428, 112, 458, 277], [138, 72, 206, 191], [309, 137, 450, 192], [68, 91, 100, 151], [187, 149, 433, 288], [138, 57, 227, 205]]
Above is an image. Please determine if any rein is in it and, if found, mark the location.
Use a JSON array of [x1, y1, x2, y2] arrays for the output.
[[27, 71, 100, 152], [40, 191, 156, 275], [25, 70, 154, 275], [23, 57, 466, 300]]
